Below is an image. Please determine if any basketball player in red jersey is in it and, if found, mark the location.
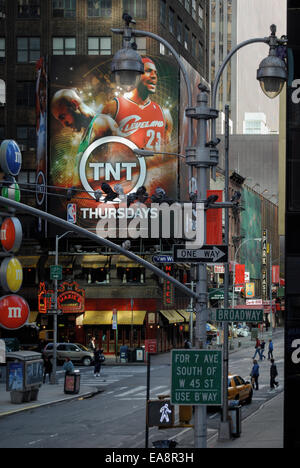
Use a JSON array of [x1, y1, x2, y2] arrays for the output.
[[102, 57, 173, 150]]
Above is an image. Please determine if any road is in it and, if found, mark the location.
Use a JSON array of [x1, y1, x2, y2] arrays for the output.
[[0, 330, 284, 448]]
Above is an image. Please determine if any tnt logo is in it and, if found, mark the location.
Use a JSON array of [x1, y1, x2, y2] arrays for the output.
[[67, 204, 77, 224]]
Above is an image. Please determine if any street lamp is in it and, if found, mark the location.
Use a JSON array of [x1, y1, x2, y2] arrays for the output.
[[110, 17, 287, 448], [257, 25, 287, 99], [232, 238, 262, 308]]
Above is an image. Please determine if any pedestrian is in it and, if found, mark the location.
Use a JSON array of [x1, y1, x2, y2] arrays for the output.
[[250, 359, 260, 390], [260, 339, 266, 360], [94, 348, 103, 377], [43, 355, 53, 384], [63, 357, 74, 375], [268, 339, 274, 360], [252, 337, 261, 360], [184, 339, 192, 349], [270, 358, 279, 390], [88, 336, 96, 352]]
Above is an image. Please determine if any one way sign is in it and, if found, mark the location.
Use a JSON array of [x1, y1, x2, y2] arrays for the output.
[[173, 245, 228, 263]]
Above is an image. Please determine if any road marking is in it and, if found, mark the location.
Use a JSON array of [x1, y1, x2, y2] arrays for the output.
[[118, 386, 146, 397]]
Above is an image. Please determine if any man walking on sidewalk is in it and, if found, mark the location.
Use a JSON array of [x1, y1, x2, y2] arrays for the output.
[[251, 360, 260, 390], [270, 359, 279, 390]]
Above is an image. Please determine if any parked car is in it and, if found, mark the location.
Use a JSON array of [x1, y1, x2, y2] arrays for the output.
[[237, 329, 249, 337], [228, 374, 253, 404], [43, 343, 94, 367]]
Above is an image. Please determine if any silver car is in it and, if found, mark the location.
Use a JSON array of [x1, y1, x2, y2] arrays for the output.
[[43, 343, 94, 367]]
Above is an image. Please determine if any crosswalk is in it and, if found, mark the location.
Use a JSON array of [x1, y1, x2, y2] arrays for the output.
[[65, 369, 171, 401]]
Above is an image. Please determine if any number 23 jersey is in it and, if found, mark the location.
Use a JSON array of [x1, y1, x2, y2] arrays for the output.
[[114, 95, 166, 150]]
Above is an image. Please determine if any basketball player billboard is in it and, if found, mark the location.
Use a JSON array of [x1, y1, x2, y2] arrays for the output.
[[48, 55, 180, 238]]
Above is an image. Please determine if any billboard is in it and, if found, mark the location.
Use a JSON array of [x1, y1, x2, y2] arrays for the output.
[[48, 55, 180, 237], [36, 57, 48, 234]]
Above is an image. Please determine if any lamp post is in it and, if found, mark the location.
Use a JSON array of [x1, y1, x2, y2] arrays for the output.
[[50, 230, 74, 384], [111, 17, 287, 448]]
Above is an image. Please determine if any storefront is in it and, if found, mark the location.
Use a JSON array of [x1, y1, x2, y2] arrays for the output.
[[77, 298, 157, 354]]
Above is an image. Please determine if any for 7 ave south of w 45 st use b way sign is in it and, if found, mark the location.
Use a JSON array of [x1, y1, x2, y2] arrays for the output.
[[171, 350, 222, 406]]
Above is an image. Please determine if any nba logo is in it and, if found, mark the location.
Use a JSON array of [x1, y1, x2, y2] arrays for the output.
[[67, 204, 77, 224]]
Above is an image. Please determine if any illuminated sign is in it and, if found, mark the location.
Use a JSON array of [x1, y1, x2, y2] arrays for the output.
[[39, 281, 85, 314]]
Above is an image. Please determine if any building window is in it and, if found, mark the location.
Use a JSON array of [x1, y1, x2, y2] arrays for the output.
[[88, 37, 112, 55], [192, 34, 196, 57], [123, 0, 147, 19], [87, 0, 112, 16], [0, 0, 6, 18], [17, 81, 36, 106], [52, 0, 76, 18], [53, 37, 76, 55], [117, 267, 145, 284], [160, 0, 166, 26], [185, 0, 190, 13], [192, 0, 196, 20], [17, 0, 41, 18], [184, 26, 190, 50], [17, 37, 40, 63], [198, 4, 203, 29], [132, 37, 146, 55], [17, 126, 36, 151], [198, 40, 204, 64], [18, 171, 36, 189], [0, 38, 5, 62], [169, 8, 175, 36], [177, 17, 183, 43]]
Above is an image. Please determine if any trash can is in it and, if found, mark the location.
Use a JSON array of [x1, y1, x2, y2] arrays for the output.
[[135, 347, 145, 362], [64, 370, 80, 395], [6, 351, 43, 404], [229, 403, 242, 438], [120, 345, 129, 363], [128, 348, 135, 363]]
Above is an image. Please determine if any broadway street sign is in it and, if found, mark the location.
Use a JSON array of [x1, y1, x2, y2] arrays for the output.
[[171, 350, 222, 406], [215, 308, 264, 322], [173, 245, 228, 263]]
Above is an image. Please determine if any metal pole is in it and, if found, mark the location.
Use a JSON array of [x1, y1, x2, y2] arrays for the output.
[[145, 351, 151, 448], [50, 235, 59, 384], [189, 281, 194, 345], [269, 243, 273, 337], [193, 91, 209, 449], [219, 104, 231, 439]]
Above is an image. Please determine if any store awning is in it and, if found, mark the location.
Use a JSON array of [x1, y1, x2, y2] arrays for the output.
[[45, 256, 73, 268], [28, 312, 38, 323], [83, 310, 146, 326], [114, 255, 144, 268], [160, 310, 184, 323], [176, 310, 196, 321], [81, 255, 108, 269], [17, 256, 39, 268]]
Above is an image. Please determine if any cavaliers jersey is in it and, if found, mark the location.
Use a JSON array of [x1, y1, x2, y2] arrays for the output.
[[114, 95, 166, 150]]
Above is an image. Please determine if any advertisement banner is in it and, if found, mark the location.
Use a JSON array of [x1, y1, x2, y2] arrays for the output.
[[48, 55, 179, 237], [36, 57, 48, 231]]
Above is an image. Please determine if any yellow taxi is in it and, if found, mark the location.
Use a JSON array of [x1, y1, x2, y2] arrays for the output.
[[228, 375, 253, 404]]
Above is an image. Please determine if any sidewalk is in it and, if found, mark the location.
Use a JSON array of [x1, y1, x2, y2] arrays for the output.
[[208, 391, 283, 448]]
